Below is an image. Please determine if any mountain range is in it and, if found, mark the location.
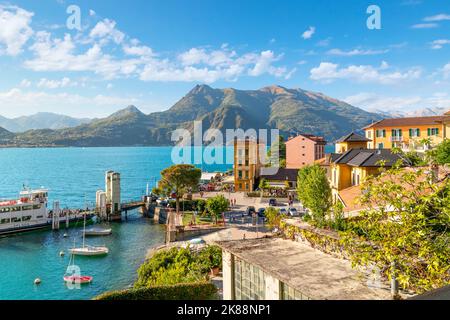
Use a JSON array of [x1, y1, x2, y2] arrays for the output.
[[0, 85, 383, 147], [0, 113, 91, 132]]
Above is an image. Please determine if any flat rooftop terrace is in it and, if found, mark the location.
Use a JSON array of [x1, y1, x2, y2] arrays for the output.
[[217, 237, 394, 300]]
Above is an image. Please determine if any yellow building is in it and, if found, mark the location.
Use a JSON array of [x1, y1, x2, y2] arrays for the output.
[[335, 132, 371, 153], [234, 138, 264, 192], [330, 148, 405, 204], [364, 114, 450, 152]]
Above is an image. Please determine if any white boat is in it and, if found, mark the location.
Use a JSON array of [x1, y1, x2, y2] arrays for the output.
[[83, 228, 112, 236], [0, 188, 49, 236], [69, 246, 109, 256], [70, 212, 109, 256], [0, 187, 95, 236]]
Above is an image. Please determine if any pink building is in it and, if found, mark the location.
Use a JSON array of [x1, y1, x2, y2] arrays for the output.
[[285, 134, 327, 169]]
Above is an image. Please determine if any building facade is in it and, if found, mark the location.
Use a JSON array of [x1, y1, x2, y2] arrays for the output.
[[233, 138, 264, 192], [285, 134, 326, 169], [330, 149, 405, 204], [335, 132, 371, 153], [219, 238, 391, 300], [364, 114, 450, 152]]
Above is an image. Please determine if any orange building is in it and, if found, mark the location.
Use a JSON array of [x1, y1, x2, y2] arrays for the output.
[[285, 134, 326, 169], [364, 114, 450, 152], [233, 138, 264, 192]]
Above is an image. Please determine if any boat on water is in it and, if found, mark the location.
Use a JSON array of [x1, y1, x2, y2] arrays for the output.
[[0, 188, 94, 236], [69, 246, 109, 256], [83, 228, 112, 236], [70, 213, 109, 256], [64, 252, 93, 285]]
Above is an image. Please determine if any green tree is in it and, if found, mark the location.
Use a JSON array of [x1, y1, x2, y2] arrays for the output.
[[206, 195, 229, 224], [258, 178, 269, 197], [296, 164, 332, 225], [267, 135, 286, 168], [340, 166, 450, 293], [158, 164, 201, 213], [265, 207, 283, 229], [432, 139, 450, 165]]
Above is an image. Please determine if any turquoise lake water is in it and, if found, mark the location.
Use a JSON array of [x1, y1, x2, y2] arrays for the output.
[[0, 147, 232, 300], [0, 145, 334, 300]]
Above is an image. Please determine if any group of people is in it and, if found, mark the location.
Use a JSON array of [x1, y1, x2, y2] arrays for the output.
[[229, 198, 237, 207]]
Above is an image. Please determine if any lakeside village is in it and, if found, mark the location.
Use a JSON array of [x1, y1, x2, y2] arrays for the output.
[[1, 111, 450, 300]]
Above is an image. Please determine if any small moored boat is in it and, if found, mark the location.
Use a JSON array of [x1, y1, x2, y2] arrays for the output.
[[83, 228, 112, 236], [63, 275, 93, 284], [69, 246, 109, 256]]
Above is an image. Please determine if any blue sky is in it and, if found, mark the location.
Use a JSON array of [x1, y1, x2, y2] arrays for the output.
[[0, 0, 449, 118]]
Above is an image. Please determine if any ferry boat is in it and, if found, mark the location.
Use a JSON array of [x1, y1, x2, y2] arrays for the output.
[[0, 188, 94, 236], [0, 188, 50, 236]]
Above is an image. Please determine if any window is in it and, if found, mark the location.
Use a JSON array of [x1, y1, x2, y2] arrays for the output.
[[22, 205, 33, 211], [428, 128, 439, 136], [367, 131, 372, 139], [378, 143, 384, 149], [375, 129, 386, 138], [238, 171, 243, 179], [234, 258, 266, 300], [0, 218, 10, 224], [409, 128, 420, 137], [22, 216, 32, 221], [281, 282, 311, 300], [11, 217, 21, 222]]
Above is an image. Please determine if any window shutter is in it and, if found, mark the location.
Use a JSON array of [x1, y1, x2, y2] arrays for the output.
[[399, 129, 402, 137], [427, 128, 431, 136], [409, 129, 412, 137], [417, 129, 420, 137], [383, 129, 386, 137], [436, 128, 439, 135]]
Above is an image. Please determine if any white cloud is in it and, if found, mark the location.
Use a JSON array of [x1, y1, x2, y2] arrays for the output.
[[344, 92, 450, 114], [89, 19, 125, 45], [19, 79, 31, 88], [310, 62, 422, 85], [24, 32, 142, 79], [123, 44, 154, 57], [140, 49, 289, 83], [411, 23, 438, 29], [442, 63, 450, 79], [0, 5, 34, 56], [430, 39, 450, 49], [316, 38, 331, 47], [327, 48, 389, 56], [0, 88, 142, 118], [89, 9, 96, 17], [37, 77, 72, 89], [423, 14, 450, 22], [301, 26, 315, 40], [21, 10, 289, 83]]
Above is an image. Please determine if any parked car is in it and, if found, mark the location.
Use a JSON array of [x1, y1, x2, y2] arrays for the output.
[[279, 208, 287, 215], [257, 208, 266, 218], [269, 198, 277, 206], [288, 208, 299, 217], [246, 206, 256, 216]]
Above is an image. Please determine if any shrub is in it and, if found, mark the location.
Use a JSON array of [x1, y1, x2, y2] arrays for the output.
[[94, 282, 217, 300], [135, 245, 222, 288]]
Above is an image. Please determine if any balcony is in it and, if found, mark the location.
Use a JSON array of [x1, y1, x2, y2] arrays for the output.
[[390, 136, 404, 142]]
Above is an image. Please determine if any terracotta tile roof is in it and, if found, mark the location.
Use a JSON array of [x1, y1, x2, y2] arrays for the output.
[[338, 166, 449, 213], [363, 115, 449, 129]]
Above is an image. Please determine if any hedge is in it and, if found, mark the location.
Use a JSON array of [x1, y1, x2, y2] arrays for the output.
[[94, 281, 217, 300], [168, 199, 207, 212]]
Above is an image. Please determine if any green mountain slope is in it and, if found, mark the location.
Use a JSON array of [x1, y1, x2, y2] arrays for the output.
[[0, 85, 382, 147]]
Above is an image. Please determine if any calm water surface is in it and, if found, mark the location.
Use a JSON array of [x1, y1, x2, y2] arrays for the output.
[[0, 147, 231, 300]]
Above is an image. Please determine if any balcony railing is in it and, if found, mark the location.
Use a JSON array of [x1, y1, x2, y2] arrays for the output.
[[390, 136, 404, 142]]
